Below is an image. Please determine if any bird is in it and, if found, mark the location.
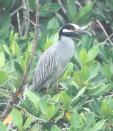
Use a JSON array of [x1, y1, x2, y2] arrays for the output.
[[33, 23, 91, 92]]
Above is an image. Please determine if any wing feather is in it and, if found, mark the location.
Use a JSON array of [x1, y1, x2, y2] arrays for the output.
[[33, 51, 58, 90]]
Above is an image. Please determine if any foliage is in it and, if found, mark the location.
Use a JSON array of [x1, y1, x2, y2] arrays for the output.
[[0, 0, 113, 130]]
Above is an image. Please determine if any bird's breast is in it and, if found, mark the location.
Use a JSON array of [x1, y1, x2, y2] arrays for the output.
[[56, 39, 74, 66]]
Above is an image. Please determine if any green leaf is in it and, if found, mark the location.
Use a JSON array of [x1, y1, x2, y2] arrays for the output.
[[92, 120, 105, 131], [72, 87, 86, 102], [47, 17, 59, 32], [51, 125, 60, 131], [67, 0, 77, 22], [84, 113, 95, 129], [81, 66, 89, 81], [0, 14, 11, 39], [23, 116, 32, 129], [0, 70, 8, 85], [62, 63, 73, 80], [101, 63, 113, 79], [70, 112, 83, 129], [90, 99, 101, 115], [28, 0, 36, 11], [9, 32, 20, 57], [88, 83, 113, 96], [10, 42, 20, 57], [101, 100, 113, 119], [74, 66, 89, 86], [0, 52, 5, 69], [0, 88, 10, 97], [30, 123, 42, 131], [80, 48, 88, 65], [76, 4, 93, 25], [11, 108, 23, 130], [14, 61, 23, 74], [88, 45, 99, 61], [40, 3, 60, 17], [60, 91, 71, 107], [0, 121, 7, 131], [25, 43, 32, 62], [39, 97, 59, 120], [87, 63, 100, 81], [74, 71, 82, 86], [44, 34, 58, 49], [25, 89, 40, 110], [46, 103, 58, 120], [1, 44, 11, 57], [16, 56, 26, 73]]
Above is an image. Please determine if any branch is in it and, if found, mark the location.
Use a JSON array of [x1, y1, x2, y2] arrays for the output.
[[57, 0, 67, 15], [84, 92, 113, 105], [22, 0, 30, 35], [23, 16, 40, 27], [10, 6, 23, 16], [75, 0, 82, 8], [96, 19, 113, 46], [102, 33, 113, 45], [0, 0, 40, 120], [17, 11, 22, 36]]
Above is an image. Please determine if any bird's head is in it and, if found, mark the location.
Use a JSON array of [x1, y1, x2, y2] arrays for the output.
[[59, 23, 91, 39]]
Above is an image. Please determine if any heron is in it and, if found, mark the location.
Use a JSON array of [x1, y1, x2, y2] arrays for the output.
[[33, 23, 91, 92]]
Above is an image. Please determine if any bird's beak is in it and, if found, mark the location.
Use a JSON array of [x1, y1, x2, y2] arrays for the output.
[[75, 28, 92, 36]]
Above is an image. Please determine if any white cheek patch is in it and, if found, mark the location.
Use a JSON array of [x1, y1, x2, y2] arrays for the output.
[[62, 29, 74, 33]]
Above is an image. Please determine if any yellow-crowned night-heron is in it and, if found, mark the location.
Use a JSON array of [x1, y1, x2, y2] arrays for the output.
[[33, 23, 90, 91]]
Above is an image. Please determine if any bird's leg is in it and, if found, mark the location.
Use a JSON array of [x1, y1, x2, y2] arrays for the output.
[[56, 81, 59, 93], [46, 85, 50, 93]]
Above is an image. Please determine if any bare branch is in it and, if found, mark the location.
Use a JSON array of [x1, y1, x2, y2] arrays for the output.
[[96, 19, 113, 46], [84, 92, 113, 105], [23, 16, 40, 27], [57, 0, 67, 15], [75, 0, 82, 8], [22, 0, 30, 35], [103, 33, 113, 44], [17, 11, 22, 36], [10, 6, 23, 16]]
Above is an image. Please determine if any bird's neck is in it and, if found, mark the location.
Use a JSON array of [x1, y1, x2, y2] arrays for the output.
[[60, 35, 73, 41], [60, 36, 74, 44], [57, 36, 74, 63], [57, 36, 74, 53]]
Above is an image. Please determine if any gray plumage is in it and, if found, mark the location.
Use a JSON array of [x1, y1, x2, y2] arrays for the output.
[[33, 36, 74, 91], [33, 23, 90, 91]]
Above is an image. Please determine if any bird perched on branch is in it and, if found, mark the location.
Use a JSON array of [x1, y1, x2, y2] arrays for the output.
[[33, 23, 91, 92]]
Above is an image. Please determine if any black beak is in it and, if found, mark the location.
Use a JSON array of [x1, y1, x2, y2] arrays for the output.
[[76, 29, 92, 36]]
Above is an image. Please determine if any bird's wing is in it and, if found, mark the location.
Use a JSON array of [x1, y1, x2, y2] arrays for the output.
[[33, 51, 58, 90]]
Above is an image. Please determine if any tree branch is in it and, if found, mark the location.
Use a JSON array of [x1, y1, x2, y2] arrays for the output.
[[96, 19, 113, 46]]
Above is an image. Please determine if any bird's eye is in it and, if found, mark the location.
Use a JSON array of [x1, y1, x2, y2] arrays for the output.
[[70, 26, 75, 30]]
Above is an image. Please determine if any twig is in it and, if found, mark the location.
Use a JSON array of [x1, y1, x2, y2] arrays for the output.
[[14, 104, 45, 122], [57, 0, 67, 15], [85, 0, 92, 4], [17, 11, 22, 36], [23, 16, 40, 27], [96, 19, 113, 45], [21, 0, 30, 35], [84, 92, 113, 105], [10, 6, 23, 16], [0, 0, 40, 120], [75, 0, 82, 8], [35, 0, 40, 41], [103, 33, 113, 44]]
